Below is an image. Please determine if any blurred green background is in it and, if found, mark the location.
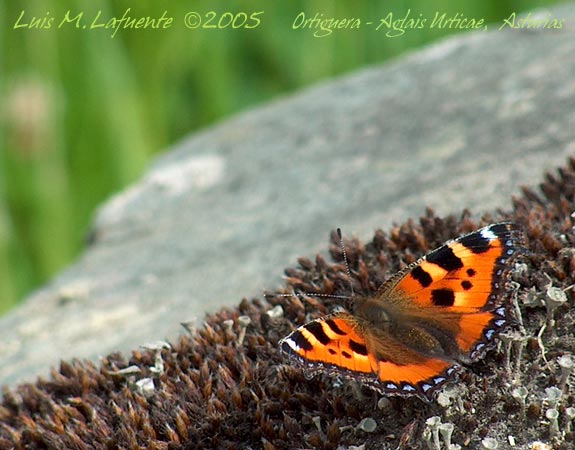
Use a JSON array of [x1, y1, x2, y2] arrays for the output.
[[0, 0, 560, 315]]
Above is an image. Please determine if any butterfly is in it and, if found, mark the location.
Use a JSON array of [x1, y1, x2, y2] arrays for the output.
[[279, 222, 524, 400]]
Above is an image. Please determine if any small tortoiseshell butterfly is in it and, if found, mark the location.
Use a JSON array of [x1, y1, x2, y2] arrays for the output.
[[279, 222, 523, 400]]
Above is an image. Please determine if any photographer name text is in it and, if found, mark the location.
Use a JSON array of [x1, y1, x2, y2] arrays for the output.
[[12, 8, 565, 39]]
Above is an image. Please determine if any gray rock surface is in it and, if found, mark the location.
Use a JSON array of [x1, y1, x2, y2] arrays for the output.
[[1, 4, 574, 387]]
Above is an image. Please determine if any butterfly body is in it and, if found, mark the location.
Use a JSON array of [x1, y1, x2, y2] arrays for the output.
[[280, 222, 523, 400]]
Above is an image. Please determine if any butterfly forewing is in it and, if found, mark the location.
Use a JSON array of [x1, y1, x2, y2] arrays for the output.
[[387, 222, 521, 311], [280, 314, 374, 374]]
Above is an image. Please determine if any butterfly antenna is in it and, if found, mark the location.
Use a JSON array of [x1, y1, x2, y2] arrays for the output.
[[269, 293, 352, 300], [337, 228, 355, 297], [263, 229, 356, 302]]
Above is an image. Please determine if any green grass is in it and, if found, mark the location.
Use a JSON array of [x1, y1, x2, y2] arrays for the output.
[[0, 0, 561, 315]]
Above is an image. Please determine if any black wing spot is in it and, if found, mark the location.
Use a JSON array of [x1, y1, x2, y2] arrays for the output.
[[461, 280, 473, 290], [342, 351, 352, 359], [325, 319, 346, 335], [459, 233, 491, 254], [349, 340, 368, 356], [290, 332, 313, 351], [467, 268, 476, 277], [427, 246, 464, 272], [305, 321, 331, 345], [328, 348, 337, 355], [431, 288, 455, 306], [411, 266, 433, 288], [490, 223, 512, 237]]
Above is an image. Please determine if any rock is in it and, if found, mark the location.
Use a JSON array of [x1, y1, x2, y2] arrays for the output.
[[1, 4, 573, 387]]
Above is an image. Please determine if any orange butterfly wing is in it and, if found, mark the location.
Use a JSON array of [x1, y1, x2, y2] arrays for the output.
[[279, 222, 523, 399], [280, 314, 373, 375], [280, 314, 458, 397], [386, 222, 522, 359]]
